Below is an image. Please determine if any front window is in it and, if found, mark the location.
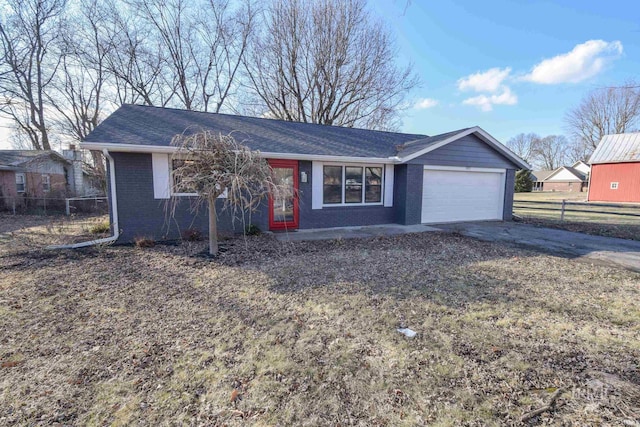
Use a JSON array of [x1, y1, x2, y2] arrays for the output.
[[365, 167, 382, 203], [345, 166, 363, 203], [42, 175, 50, 192], [323, 166, 342, 204], [16, 173, 25, 193], [323, 165, 383, 205]]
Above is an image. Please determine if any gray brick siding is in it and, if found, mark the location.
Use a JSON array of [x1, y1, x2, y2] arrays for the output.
[[111, 152, 268, 243], [297, 161, 397, 228], [108, 133, 520, 241]]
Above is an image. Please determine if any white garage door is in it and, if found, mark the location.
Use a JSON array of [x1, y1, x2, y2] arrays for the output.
[[421, 168, 505, 223]]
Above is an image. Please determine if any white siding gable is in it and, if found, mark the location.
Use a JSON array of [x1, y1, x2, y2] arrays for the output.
[[573, 162, 590, 174], [547, 168, 582, 181]]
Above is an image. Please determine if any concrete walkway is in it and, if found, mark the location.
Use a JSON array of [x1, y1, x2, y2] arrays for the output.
[[273, 223, 440, 242], [435, 221, 640, 273]]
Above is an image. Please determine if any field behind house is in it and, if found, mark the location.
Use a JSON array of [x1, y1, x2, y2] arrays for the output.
[[1, 218, 639, 425], [514, 192, 640, 241]]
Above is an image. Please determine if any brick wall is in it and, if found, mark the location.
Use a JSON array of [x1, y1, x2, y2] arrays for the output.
[[542, 182, 586, 192], [297, 161, 397, 229], [112, 152, 267, 243]]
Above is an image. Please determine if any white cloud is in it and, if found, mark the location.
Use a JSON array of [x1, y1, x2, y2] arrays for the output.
[[457, 67, 511, 93], [462, 87, 517, 112], [413, 98, 439, 109], [523, 40, 623, 84]]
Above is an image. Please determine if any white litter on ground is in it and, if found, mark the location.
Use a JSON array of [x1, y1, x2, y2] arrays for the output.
[[397, 328, 417, 338]]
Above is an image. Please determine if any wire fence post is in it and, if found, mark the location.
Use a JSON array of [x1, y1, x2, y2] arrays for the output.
[[66, 198, 71, 216], [560, 199, 566, 222]]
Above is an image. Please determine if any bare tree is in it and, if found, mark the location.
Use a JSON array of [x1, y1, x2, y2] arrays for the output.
[[197, 0, 256, 113], [0, 0, 66, 150], [49, 0, 115, 145], [566, 137, 591, 164], [101, 0, 174, 107], [533, 135, 568, 170], [38, 0, 117, 182], [244, 0, 418, 130], [170, 131, 279, 255], [566, 84, 640, 150], [506, 133, 540, 164]]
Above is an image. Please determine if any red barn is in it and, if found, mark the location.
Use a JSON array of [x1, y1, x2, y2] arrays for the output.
[[588, 133, 640, 203]]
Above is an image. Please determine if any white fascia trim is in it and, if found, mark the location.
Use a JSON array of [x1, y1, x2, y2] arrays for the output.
[[423, 165, 506, 174], [400, 127, 531, 170], [81, 142, 395, 164]]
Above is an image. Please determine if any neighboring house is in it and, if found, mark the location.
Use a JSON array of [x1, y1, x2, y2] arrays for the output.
[[530, 161, 590, 192], [0, 151, 71, 205], [588, 133, 640, 203], [530, 169, 554, 191], [81, 104, 529, 243]]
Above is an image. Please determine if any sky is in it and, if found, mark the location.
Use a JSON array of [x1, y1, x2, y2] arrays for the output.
[[370, 0, 640, 141], [1, 0, 639, 149]]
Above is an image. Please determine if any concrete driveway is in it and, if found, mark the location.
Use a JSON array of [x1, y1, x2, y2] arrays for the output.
[[435, 221, 640, 273]]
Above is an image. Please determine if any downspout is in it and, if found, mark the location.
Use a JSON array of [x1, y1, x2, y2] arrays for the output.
[[47, 149, 120, 249]]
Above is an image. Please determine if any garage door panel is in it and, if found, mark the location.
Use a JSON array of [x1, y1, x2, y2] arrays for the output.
[[421, 169, 504, 223]]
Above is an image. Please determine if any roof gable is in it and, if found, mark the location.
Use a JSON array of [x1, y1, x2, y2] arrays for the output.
[[396, 127, 530, 169], [0, 150, 68, 168], [590, 132, 640, 164], [545, 166, 587, 182], [571, 160, 591, 174], [530, 170, 554, 181]]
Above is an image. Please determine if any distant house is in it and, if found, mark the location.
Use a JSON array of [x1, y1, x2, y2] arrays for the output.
[[530, 169, 554, 191], [0, 150, 70, 200], [0, 149, 99, 212], [588, 133, 640, 203], [530, 161, 590, 192]]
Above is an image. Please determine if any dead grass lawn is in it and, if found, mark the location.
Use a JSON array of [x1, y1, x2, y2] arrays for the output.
[[1, 230, 639, 426], [0, 214, 109, 255]]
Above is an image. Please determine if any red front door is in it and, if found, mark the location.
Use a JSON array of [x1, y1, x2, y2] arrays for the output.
[[268, 160, 299, 230]]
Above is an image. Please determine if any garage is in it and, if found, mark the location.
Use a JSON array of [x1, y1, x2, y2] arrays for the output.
[[421, 167, 505, 223]]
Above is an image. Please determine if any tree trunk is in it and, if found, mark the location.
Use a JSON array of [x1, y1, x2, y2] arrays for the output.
[[208, 195, 218, 256]]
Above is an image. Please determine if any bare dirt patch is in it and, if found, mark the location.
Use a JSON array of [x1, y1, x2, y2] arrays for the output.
[[1, 232, 639, 425]]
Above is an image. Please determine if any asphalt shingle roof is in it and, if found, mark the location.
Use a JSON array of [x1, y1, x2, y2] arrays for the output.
[[84, 104, 428, 158], [590, 132, 640, 164], [395, 128, 471, 158], [530, 170, 554, 182], [0, 150, 66, 169]]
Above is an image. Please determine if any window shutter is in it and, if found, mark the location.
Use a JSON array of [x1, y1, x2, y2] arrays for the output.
[[384, 164, 394, 207], [312, 161, 323, 209], [152, 153, 171, 199]]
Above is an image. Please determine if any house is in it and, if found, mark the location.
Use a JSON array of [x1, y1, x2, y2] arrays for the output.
[[81, 104, 530, 243], [530, 161, 590, 192], [588, 132, 640, 203], [0, 150, 76, 210], [530, 169, 554, 191]]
